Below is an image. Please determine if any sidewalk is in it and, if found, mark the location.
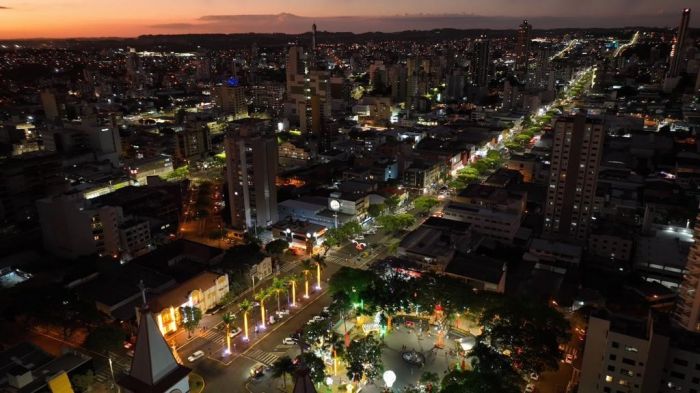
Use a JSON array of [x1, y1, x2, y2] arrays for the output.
[[167, 257, 305, 349]]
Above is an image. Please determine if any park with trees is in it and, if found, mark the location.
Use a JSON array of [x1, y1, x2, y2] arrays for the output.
[[286, 266, 572, 392]]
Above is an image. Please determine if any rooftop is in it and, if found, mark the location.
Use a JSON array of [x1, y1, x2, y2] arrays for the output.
[[444, 252, 505, 284]]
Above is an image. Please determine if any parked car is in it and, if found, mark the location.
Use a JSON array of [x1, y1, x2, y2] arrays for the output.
[[529, 373, 539, 381], [282, 337, 296, 345], [525, 383, 536, 392], [229, 327, 243, 338], [187, 350, 205, 362], [276, 309, 290, 317], [207, 305, 223, 315], [565, 353, 574, 364], [322, 306, 330, 314]]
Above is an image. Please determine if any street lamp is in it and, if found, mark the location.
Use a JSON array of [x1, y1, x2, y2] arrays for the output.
[[383, 370, 397, 391]]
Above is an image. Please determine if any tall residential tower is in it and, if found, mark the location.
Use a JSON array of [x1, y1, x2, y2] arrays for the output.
[[675, 212, 700, 331], [543, 113, 605, 243], [225, 123, 278, 230], [668, 8, 692, 78]]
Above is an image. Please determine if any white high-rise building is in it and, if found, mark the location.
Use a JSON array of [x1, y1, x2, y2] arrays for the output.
[[225, 123, 278, 230]]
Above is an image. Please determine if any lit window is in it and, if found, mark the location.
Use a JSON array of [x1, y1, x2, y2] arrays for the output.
[[605, 375, 614, 383]]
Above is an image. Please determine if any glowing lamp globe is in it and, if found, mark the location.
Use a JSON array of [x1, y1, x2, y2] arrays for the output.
[[383, 370, 397, 388]]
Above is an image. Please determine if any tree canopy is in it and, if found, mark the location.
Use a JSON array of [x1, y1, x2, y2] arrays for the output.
[[343, 334, 383, 381], [478, 298, 570, 374], [413, 196, 439, 215], [376, 213, 415, 233]]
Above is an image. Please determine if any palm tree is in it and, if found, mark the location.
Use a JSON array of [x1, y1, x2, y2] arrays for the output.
[[271, 356, 295, 389], [270, 277, 287, 312], [254, 288, 271, 329], [222, 312, 234, 353], [301, 259, 314, 298], [312, 254, 327, 290], [239, 299, 252, 340], [287, 274, 300, 307]]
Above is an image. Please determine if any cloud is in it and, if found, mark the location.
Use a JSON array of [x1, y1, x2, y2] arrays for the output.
[[150, 23, 199, 29], [143, 11, 693, 35]]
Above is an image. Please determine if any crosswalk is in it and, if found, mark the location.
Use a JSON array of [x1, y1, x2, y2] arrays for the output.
[[560, 344, 579, 360], [200, 328, 226, 345], [244, 344, 296, 366], [245, 349, 280, 366]]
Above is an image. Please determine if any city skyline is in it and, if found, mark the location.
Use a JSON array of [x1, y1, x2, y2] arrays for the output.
[[0, 0, 696, 39]]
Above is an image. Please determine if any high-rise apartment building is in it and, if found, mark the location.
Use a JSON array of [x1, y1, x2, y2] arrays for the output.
[[543, 114, 605, 243], [473, 38, 491, 88], [668, 8, 692, 78], [175, 123, 211, 162], [40, 89, 61, 122], [225, 123, 278, 230], [675, 213, 700, 331], [285, 46, 331, 133], [215, 84, 248, 119], [516, 20, 532, 78]]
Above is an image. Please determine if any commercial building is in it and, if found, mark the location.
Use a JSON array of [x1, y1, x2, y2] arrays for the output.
[[398, 217, 472, 271], [124, 155, 174, 185], [403, 161, 442, 191], [149, 271, 229, 335], [37, 193, 123, 259], [443, 183, 526, 243], [271, 219, 327, 255], [119, 218, 152, 258], [277, 197, 354, 229], [543, 114, 605, 243], [635, 224, 692, 290], [225, 123, 278, 229]]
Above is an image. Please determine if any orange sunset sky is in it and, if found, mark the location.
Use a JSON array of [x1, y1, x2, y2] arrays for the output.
[[0, 0, 694, 39]]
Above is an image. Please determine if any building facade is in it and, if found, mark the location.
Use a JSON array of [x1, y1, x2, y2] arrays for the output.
[[225, 125, 279, 229], [543, 114, 605, 243]]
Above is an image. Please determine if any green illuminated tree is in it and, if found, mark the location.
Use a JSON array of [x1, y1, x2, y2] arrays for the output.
[[413, 196, 439, 215], [179, 306, 203, 338], [344, 334, 383, 381]]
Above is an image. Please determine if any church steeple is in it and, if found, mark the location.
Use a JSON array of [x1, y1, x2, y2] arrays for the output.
[[118, 287, 191, 393]]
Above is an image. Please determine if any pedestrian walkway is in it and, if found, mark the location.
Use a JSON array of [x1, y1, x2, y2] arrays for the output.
[[244, 349, 280, 366]]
